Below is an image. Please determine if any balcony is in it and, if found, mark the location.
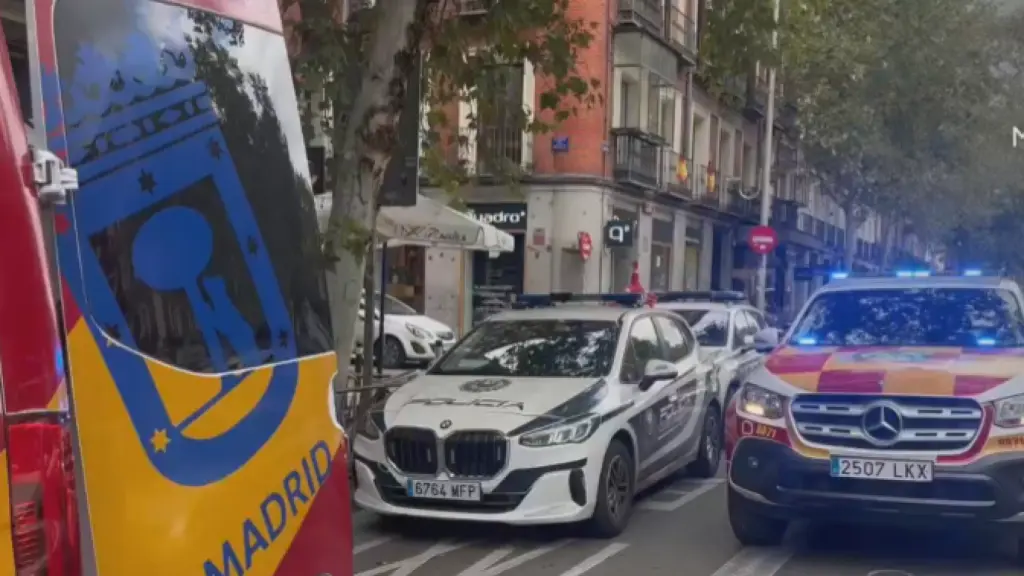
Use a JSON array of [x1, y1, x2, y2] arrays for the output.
[[617, 0, 665, 36], [666, 6, 697, 64], [613, 131, 661, 189], [692, 165, 727, 211], [661, 149, 692, 198], [453, 125, 532, 176], [725, 180, 760, 221]]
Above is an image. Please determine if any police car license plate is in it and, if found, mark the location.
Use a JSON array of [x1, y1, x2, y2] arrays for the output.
[[829, 456, 933, 482], [406, 479, 482, 501]]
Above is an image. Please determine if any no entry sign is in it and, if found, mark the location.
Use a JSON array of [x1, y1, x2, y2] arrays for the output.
[[748, 225, 778, 255]]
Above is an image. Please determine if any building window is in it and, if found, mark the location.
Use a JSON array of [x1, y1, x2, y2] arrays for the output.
[[612, 32, 680, 144], [475, 64, 526, 174], [651, 218, 674, 291]]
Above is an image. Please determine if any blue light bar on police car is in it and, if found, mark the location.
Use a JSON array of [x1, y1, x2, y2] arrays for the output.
[[511, 292, 648, 308], [976, 337, 996, 346], [652, 291, 747, 303], [830, 272, 849, 280], [963, 269, 983, 277]]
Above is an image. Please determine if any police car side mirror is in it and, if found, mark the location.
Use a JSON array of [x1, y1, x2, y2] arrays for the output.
[[639, 360, 678, 391], [752, 328, 780, 353]]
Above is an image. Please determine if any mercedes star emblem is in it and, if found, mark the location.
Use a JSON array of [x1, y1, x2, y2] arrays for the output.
[[440, 419, 452, 430], [862, 402, 903, 446]]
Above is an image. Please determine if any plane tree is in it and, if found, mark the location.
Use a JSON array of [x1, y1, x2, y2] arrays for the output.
[[283, 0, 600, 411], [702, 0, 1010, 269]]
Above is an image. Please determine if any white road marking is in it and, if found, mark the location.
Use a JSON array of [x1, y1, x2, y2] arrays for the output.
[[353, 535, 393, 555], [709, 547, 793, 576], [558, 542, 630, 576], [639, 479, 724, 511], [456, 540, 574, 576], [356, 540, 468, 576]]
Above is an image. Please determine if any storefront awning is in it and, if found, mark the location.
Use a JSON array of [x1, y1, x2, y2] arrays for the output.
[[315, 193, 515, 252]]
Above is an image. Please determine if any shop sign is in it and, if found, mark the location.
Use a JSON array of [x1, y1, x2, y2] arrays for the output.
[[466, 203, 527, 231], [395, 224, 470, 244], [604, 219, 635, 248]]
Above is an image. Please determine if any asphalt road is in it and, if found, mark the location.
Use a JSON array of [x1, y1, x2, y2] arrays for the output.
[[351, 468, 1023, 576]]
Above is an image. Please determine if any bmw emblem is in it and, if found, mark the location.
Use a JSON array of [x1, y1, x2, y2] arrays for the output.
[[459, 378, 512, 393], [440, 419, 452, 430]]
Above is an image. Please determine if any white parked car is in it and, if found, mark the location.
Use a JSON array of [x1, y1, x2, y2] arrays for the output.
[[358, 293, 458, 368], [657, 294, 776, 409], [351, 293, 721, 537]]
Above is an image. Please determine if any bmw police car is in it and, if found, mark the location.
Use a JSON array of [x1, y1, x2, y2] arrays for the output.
[[724, 270, 1024, 563], [351, 292, 722, 536]]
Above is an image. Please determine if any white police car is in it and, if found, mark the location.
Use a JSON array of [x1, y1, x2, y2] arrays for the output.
[[351, 292, 722, 536]]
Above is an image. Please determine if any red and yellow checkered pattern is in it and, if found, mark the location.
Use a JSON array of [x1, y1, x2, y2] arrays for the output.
[[764, 346, 1024, 396]]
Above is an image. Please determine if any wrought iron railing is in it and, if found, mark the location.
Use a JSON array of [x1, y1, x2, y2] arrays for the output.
[[613, 132, 661, 188]]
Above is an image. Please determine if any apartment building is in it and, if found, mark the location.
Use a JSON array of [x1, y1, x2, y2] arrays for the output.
[[317, 0, 933, 329]]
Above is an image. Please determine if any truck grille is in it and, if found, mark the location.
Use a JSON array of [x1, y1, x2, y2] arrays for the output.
[[444, 430, 508, 478], [385, 427, 438, 475], [790, 394, 983, 453]]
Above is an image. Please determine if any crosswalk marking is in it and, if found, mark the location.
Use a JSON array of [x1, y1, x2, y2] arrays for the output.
[[709, 547, 793, 576], [456, 541, 574, 576], [558, 543, 630, 576], [355, 540, 468, 576], [639, 479, 724, 511], [354, 535, 393, 555]]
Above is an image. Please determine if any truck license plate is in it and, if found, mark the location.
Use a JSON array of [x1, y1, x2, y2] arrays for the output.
[[829, 456, 933, 482], [406, 479, 482, 501]]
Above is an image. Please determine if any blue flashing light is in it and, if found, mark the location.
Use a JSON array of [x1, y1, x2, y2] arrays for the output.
[[976, 337, 996, 347], [830, 272, 849, 280], [913, 270, 930, 277], [963, 269, 983, 277], [796, 337, 818, 346], [896, 270, 930, 278]]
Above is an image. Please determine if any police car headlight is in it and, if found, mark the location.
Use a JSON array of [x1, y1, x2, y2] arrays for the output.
[[356, 412, 383, 440], [519, 414, 600, 447], [994, 394, 1024, 428], [738, 383, 785, 420]]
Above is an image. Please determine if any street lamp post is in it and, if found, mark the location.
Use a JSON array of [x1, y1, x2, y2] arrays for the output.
[[755, 0, 782, 311]]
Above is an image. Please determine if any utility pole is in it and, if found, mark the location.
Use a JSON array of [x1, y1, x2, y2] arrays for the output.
[[755, 0, 781, 311]]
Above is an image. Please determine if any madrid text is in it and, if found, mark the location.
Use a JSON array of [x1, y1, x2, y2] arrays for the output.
[[203, 440, 333, 575]]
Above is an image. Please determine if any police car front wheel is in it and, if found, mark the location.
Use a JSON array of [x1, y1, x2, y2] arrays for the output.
[[587, 439, 635, 538]]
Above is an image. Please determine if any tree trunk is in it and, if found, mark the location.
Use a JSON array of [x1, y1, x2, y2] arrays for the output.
[[880, 212, 897, 270], [324, 0, 429, 415], [843, 201, 862, 271]]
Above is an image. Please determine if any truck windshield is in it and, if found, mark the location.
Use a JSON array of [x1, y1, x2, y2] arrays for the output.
[[429, 319, 619, 378], [790, 288, 1024, 347]]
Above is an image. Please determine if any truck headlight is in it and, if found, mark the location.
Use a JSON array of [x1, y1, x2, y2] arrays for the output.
[[994, 394, 1024, 428], [520, 415, 600, 447], [738, 383, 785, 420]]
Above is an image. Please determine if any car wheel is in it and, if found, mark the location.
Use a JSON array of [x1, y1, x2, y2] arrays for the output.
[[586, 439, 634, 538], [727, 485, 787, 546], [687, 405, 722, 478], [381, 336, 406, 368]]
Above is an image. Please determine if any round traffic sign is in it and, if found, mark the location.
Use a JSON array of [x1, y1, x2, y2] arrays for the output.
[[748, 225, 778, 255]]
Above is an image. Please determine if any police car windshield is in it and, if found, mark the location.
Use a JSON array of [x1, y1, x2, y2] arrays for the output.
[[676, 310, 729, 347], [790, 288, 1024, 347], [429, 320, 619, 378]]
